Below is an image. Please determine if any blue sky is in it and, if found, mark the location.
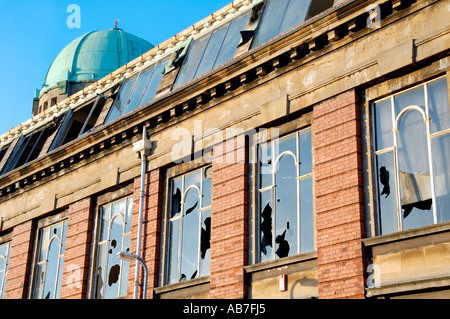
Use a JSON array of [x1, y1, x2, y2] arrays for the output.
[[0, 0, 231, 136]]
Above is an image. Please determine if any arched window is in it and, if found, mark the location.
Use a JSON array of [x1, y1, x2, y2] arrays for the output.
[[92, 195, 133, 299], [258, 128, 314, 263], [30, 220, 67, 299], [372, 76, 450, 235], [166, 166, 212, 285]]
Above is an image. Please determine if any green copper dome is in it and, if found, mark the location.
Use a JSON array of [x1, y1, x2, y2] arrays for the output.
[[40, 28, 153, 97]]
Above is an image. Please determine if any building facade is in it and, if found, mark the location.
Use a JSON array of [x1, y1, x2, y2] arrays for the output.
[[0, 0, 449, 299]]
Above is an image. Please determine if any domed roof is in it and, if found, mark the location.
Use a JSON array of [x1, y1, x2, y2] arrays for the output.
[[40, 28, 153, 97]]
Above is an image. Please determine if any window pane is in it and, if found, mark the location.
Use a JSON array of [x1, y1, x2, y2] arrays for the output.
[[42, 237, 60, 299], [259, 142, 272, 188], [432, 133, 450, 223], [105, 214, 124, 299], [194, 25, 229, 79], [122, 67, 154, 115], [373, 98, 394, 151], [278, 0, 312, 35], [428, 77, 450, 134], [202, 167, 212, 208], [275, 154, 298, 258], [300, 177, 314, 253], [259, 189, 273, 262], [299, 128, 312, 176], [214, 12, 250, 66], [173, 37, 209, 89], [0, 243, 10, 299], [277, 133, 296, 157], [106, 76, 138, 123], [397, 110, 434, 230], [170, 177, 183, 218], [139, 58, 169, 106], [167, 218, 180, 285], [199, 210, 211, 277], [375, 151, 399, 234], [180, 188, 200, 281], [394, 86, 425, 118], [251, 0, 289, 48]]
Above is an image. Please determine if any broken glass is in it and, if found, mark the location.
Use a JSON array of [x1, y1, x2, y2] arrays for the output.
[[42, 237, 60, 299], [170, 177, 183, 218], [105, 214, 124, 299], [275, 154, 298, 258], [259, 142, 272, 188], [397, 110, 434, 230], [0, 242, 9, 299], [199, 211, 211, 277], [202, 167, 212, 208], [432, 134, 450, 223], [259, 190, 273, 263], [376, 151, 399, 234], [373, 98, 394, 151], [428, 77, 450, 134], [180, 188, 200, 282]]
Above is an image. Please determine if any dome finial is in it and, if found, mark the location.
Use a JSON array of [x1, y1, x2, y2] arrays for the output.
[[114, 18, 119, 29]]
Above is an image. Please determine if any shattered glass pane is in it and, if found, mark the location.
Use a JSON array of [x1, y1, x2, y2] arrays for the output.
[[428, 77, 450, 134], [376, 151, 399, 234], [275, 154, 298, 258], [171, 177, 183, 218], [432, 133, 450, 223], [373, 98, 394, 151], [300, 177, 314, 253], [180, 188, 200, 282], [397, 110, 434, 230], [199, 210, 211, 277], [44, 238, 60, 298], [260, 190, 273, 262]]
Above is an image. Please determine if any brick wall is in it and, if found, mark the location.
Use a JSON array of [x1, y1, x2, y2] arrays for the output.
[[210, 135, 248, 299], [314, 89, 366, 299], [128, 168, 163, 299], [4, 221, 34, 299], [60, 197, 94, 299]]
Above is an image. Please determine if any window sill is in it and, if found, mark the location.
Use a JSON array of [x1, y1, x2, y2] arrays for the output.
[[362, 221, 450, 247], [244, 251, 317, 274], [154, 276, 210, 295]]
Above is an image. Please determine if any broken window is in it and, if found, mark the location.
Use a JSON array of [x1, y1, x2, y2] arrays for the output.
[[372, 76, 450, 234], [30, 219, 67, 299], [92, 195, 133, 299], [258, 128, 314, 263], [0, 241, 11, 299], [165, 166, 212, 285]]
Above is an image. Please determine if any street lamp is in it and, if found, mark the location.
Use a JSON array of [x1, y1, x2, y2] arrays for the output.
[[116, 251, 148, 299]]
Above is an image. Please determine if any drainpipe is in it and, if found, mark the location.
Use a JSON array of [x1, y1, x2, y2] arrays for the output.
[[132, 129, 152, 299]]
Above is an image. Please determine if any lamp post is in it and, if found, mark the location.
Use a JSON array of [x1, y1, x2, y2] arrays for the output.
[[116, 251, 148, 299]]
